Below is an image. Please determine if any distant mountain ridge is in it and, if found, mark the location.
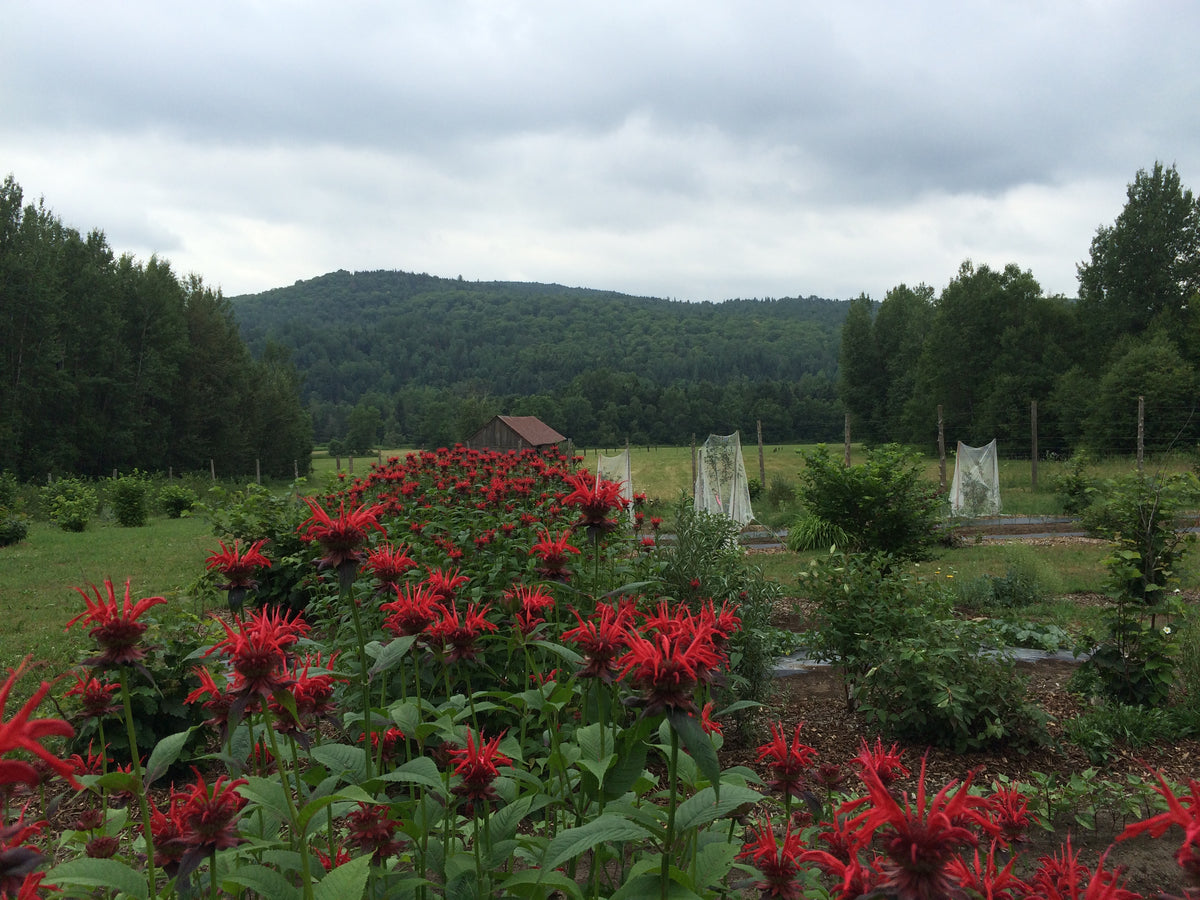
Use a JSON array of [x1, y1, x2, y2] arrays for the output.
[[230, 268, 848, 406]]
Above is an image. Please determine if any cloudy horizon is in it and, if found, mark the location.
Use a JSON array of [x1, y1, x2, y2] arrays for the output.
[[3, 2, 1197, 302]]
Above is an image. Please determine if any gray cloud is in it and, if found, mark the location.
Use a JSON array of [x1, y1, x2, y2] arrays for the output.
[[3, 1, 1199, 302]]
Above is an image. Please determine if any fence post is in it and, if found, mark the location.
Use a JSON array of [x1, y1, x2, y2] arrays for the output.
[[691, 434, 696, 496], [294, 459, 299, 480], [1137, 396, 1145, 473], [256, 459, 261, 485], [1030, 399, 1038, 489], [210, 459, 216, 482], [757, 419, 766, 489], [937, 405, 946, 491], [843, 413, 851, 466]]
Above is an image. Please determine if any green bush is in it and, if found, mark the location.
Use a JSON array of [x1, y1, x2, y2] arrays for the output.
[[1053, 452, 1096, 516], [0, 513, 28, 547], [0, 471, 28, 546], [1064, 702, 1200, 765], [796, 443, 942, 566], [41, 478, 98, 532], [786, 513, 851, 552], [110, 471, 150, 527], [158, 483, 198, 518], [800, 550, 1046, 751]]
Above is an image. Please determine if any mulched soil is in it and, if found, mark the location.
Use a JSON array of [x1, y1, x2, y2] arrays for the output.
[[721, 537, 1200, 896]]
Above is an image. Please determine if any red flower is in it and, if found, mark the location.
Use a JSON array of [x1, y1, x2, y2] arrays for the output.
[[737, 818, 805, 899], [361, 542, 416, 588], [616, 625, 723, 716], [562, 471, 626, 539], [1118, 770, 1200, 880], [205, 608, 310, 716], [64, 671, 120, 720], [987, 782, 1036, 846], [67, 579, 166, 670], [699, 701, 723, 736], [345, 802, 405, 864], [314, 843, 353, 872], [175, 772, 247, 864], [562, 601, 635, 681], [0, 816, 49, 900], [269, 651, 344, 740], [428, 603, 496, 663], [853, 737, 910, 788], [757, 721, 817, 799], [300, 499, 385, 580], [944, 844, 1026, 900], [0, 657, 77, 788], [424, 566, 470, 604], [1026, 837, 1140, 900], [448, 728, 512, 815], [530, 528, 582, 581], [848, 757, 997, 900], [205, 539, 271, 590], [184, 666, 235, 732], [381, 582, 441, 637]]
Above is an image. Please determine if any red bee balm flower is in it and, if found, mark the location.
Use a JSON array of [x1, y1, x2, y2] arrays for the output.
[[205, 607, 310, 715], [561, 471, 626, 539], [64, 671, 120, 720], [0, 657, 77, 788], [428, 603, 497, 663], [381, 581, 442, 637], [205, 539, 271, 590], [362, 542, 416, 588], [848, 758, 997, 900], [530, 529, 581, 581], [737, 818, 806, 900], [300, 499, 385, 584], [757, 721, 817, 799], [448, 728, 512, 815], [68, 579, 166, 669], [616, 626, 723, 716], [562, 601, 635, 681]]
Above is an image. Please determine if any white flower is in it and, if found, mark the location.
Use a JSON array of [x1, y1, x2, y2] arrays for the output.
[[1163, 626, 1173, 635]]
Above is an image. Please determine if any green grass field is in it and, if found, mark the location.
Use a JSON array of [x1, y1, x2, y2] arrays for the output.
[[4, 445, 1195, 690]]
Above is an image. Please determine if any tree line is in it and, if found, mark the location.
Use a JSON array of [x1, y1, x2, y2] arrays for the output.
[[0, 175, 312, 481], [839, 162, 1200, 458], [233, 271, 850, 448]]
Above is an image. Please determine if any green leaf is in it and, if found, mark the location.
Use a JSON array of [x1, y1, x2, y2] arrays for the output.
[[222, 863, 301, 900], [375, 755, 447, 795], [368, 635, 417, 679], [531, 640, 584, 666], [543, 813, 649, 871], [314, 854, 371, 900], [674, 784, 763, 832], [309, 743, 368, 781], [666, 709, 721, 792], [144, 728, 194, 786], [46, 858, 150, 900], [239, 775, 294, 819], [497, 868, 584, 900]]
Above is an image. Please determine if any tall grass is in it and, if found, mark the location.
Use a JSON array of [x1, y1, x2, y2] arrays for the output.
[[0, 517, 212, 677]]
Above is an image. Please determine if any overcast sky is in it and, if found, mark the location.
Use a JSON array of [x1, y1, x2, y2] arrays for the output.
[[4, 2, 1198, 303]]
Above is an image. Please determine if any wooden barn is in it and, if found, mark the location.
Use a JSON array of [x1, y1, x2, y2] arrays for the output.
[[466, 415, 566, 452]]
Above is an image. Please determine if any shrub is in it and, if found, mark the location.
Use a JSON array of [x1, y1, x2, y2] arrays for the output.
[[786, 513, 850, 552], [955, 550, 1053, 610], [158, 483, 198, 518], [800, 550, 1046, 751], [0, 513, 28, 547], [0, 471, 28, 546], [109, 471, 150, 527], [1078, 471, 1198, 705], [1053, 452, 1096, 516], [796, 443, 942, 566], [746, 477, 762, 500], [41, 478, 98, 532]]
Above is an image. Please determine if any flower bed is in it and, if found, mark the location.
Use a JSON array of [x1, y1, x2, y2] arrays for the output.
[[2, 445, 1197, 898]]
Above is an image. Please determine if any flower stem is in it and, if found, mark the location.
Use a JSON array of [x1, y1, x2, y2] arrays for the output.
[[118, 666, 158, 898], [662, 726, 679, 900], [346, 587, 375, 781]]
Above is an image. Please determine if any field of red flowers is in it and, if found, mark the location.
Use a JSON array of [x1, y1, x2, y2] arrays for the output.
[[2, 445, 1198, 899]]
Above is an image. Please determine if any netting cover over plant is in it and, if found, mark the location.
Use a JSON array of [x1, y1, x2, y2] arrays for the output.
[[596, 449, 633, 504], [694, 432, 754, 525], [949, 439, 1001, 517]]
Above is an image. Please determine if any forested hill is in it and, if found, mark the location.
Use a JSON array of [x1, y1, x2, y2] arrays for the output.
[[230, 269, 849, 448], [231, 269, 847, 401]]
